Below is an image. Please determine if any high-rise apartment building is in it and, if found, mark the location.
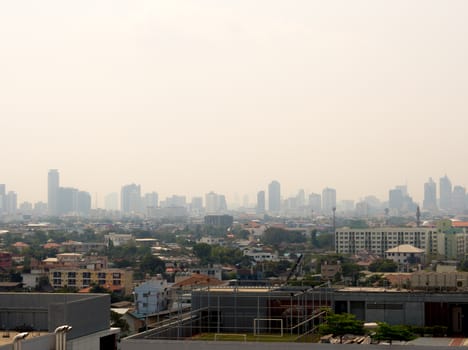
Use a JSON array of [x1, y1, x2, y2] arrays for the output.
[[205, 192, 227, 214], [256, 190, 265, 214], [389, 188, 404, 210], [0, 184, 5, 213], [144, 192, 159, 209], [268, 181, 281, 214], [335, 227, 438, 257], [5, 191, 17, 214], [423, 177, 438, 211], [48, 169, 60, 216], [308, 193, 321, 213], [104, 193, 119, 211], [440, 175, 452, 211], [121, 184, 142, 214], [452, 186, 466, 214], [322, 187, 336, 214], [190, 197, 203, 211]]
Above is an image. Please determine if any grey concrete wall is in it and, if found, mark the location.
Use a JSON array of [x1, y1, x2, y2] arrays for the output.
[[49, 294, 110, 339], [0, 293, 110, 340]]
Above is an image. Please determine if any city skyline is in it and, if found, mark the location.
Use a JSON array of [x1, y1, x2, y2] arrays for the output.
[[2, 1, 468, 206], [3, 169, 468, 211]]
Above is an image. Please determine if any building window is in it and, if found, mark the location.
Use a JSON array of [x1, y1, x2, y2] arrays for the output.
[[113, 280, 121, 286], [82, 272, 91, 278], [53, 271, 61, 278], [98, 279, 106, 285], [68, 279, 76, 286], [98, 272, 106, 279], [68, 272, 76, 278]]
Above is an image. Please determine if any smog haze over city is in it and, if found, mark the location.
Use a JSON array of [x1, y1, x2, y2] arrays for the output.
[[2, 0, 468, 206]]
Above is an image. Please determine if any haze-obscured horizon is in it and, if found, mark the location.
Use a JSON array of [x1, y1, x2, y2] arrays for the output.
[[2, 0, 468, 205]]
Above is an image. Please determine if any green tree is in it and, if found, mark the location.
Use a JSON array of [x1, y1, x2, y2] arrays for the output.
[[139, 254, 165, 276], [369, 259, 398, 273], [192, 243, 212, 264], [319, 312, 365, 343], [373, 323, 416, 345], [261, 227, 306, 246]]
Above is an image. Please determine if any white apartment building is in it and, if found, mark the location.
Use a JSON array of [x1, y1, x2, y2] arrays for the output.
[[243, 248, 278, 262], [335, 227, 439, 257]]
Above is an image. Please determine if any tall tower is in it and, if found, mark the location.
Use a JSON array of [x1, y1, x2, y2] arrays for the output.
[[0, 184, 5, 213], [423, 177, 437, 211], [322, 187, 336, 214], [48, 169, 60, 216], [452, 186, 466, 214], [256, 190, 265, 214], [268, 181, 281, 214], [439, 175, 452, 211], [121, 184, 141, 214]]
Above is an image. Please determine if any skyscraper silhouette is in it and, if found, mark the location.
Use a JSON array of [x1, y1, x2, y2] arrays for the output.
[[439, 175, 452, 211], [268, 181, 281, 214], [48, 169, 59, 216], [423, 177, 437, 211]]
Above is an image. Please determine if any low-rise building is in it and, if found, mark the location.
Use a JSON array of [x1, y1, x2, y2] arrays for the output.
[[49, 268, 133, 295], [385, 244, 425, 265], [134, 277, 170, 315]]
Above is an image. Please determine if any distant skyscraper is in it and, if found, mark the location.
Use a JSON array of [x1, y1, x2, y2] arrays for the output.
[[190, 197, 203, 213], [322, 187, 336, 214], [423, 177, 437, 211], [121, 184, 142, 214], [104, 193, 119, 211], [308, 193, 321, 213], [48, 169, 60, 216], [144, 192, 159, 209], [256, 190, 265, 214], [296, 189, 305, 207], [205, 192, 226, 213], [440, 175, 452, 211], [268, 181, 281, 213], [0, 184, 5, 213], [5, 191, 17, 214], [58, 187, 77, 215], [388, 188, 403, 210], [452, 186, 466, 214]]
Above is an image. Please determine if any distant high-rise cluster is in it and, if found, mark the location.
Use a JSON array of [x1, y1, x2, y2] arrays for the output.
[[3, 170, 468, 219], [0, 185, 17, 215], [47, 169, 91, 217]]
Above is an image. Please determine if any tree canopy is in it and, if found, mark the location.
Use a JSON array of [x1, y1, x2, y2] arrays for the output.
[[373, 323, 416, 344], [261, 227, 306, 246], [368, 259, 398, 273], [318, 312, 364, 343]]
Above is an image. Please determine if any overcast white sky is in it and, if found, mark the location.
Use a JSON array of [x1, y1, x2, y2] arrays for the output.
[[1, 0, 468, 206]]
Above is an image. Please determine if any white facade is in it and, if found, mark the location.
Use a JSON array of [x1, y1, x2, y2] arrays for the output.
[[385, 244, 425, 265], [335, 228, 438, 257], [134, 278, 169, 315], [104, 233, 134, 247], [243, 248, 278, 262]]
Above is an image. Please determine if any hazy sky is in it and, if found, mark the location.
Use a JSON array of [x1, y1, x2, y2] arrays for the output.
[[2, 1, 468, 206]]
